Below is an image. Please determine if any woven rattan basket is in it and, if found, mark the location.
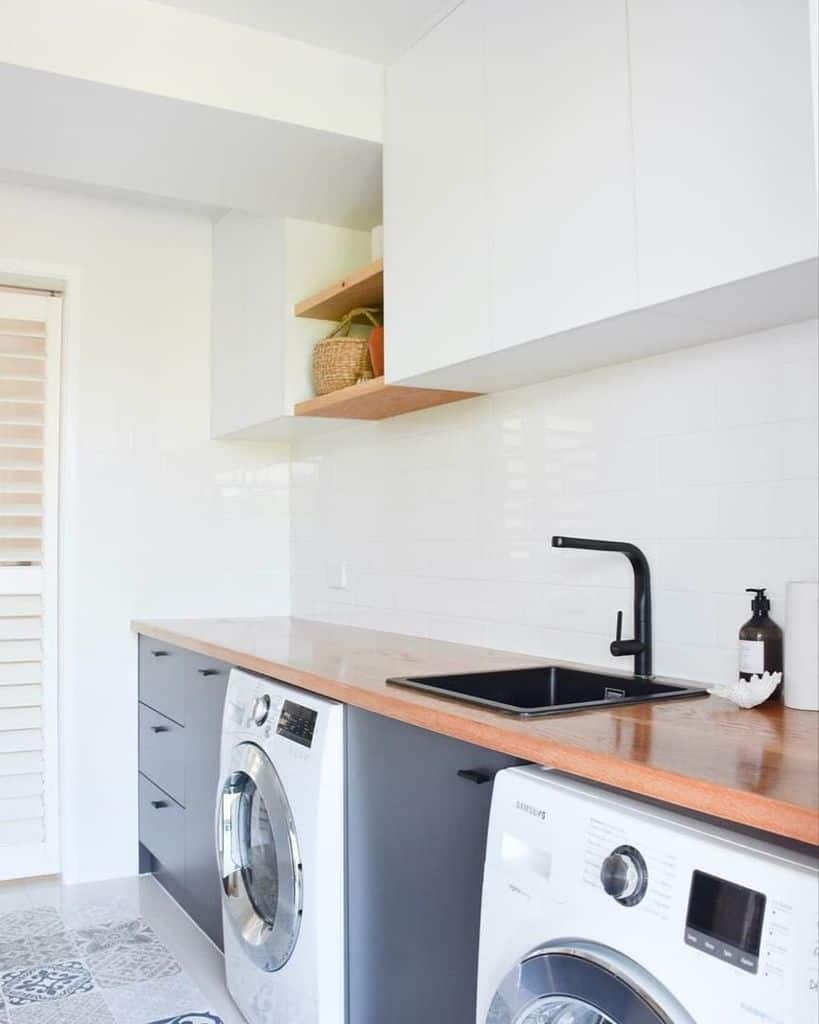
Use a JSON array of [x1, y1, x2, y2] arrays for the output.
[[312, 307, 381, 396]]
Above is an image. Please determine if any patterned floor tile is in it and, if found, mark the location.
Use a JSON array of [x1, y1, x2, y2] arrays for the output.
[[7, 991, 114, 1024], [0, 886, 32, 916], [0, 910, 63, 944], [71, 919, 156, 959], [73, 920, 180, 990], [27, 878, 144, 933], [0, 880, 244, 1024], [59, 900, 140, 932], [148, 1016, 223, 1024], [101, 974, 208, 1024], [0, 961, 94, 1007], [0, 933, 78, 973]]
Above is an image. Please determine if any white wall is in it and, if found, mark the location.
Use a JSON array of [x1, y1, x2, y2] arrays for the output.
[[0, 182, 290, 883], [291, 320, 819, 686]]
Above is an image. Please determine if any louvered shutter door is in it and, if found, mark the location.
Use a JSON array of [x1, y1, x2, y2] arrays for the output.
[[0, 291, 61, 880]]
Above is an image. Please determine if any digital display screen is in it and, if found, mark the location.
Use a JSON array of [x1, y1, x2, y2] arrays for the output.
[[276, 700, 317, 748], [686, 870, 766, 956]]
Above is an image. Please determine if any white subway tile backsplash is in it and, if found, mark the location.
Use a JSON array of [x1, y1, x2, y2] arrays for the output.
[[654, 485, 720, 538], [659, 433, 720, 486], [425, 615, 488, 646], [716, 424, 784, 483], [775, 538, 819, 585], [657, 538, 781, 594], [291, 320, 818, 686], [718, 479, 819, 538], [781, 419, 819, 479], [780, 356, 819, 420], [714, 321, 819, 427], [712, 591, 758, 647], [654, 590, 718, 648]]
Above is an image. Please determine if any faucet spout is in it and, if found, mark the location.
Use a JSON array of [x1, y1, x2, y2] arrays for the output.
[[551, 535, 653, 677]]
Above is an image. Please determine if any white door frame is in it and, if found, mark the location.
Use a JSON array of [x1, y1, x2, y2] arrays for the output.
[[0, 287, 63, 878], [0, 257, 78, 881]]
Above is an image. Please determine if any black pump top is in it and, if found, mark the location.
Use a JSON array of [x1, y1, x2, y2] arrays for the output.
[[746, 588, 771, 615]]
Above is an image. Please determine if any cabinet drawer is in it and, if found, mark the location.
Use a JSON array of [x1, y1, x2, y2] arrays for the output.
[[138, 773, 185, 881], [185, 653, 228, 721], [139, 635, 187, 725], [139, 704, 185, 807]]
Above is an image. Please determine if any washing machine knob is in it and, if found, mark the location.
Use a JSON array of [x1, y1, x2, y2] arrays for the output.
[[251, 694, 271, 726], [600, 845, 648, 906]]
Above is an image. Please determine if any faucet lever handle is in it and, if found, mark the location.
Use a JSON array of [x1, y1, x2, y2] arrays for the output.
[[615, 609, 623, 642]]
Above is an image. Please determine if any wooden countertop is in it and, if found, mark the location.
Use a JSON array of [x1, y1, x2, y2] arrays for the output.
[[133, 616, 819, 846]]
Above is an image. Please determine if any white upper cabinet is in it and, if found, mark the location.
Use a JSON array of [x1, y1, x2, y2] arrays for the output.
[[380, 0, 818, 392], [628, 0, 818, 307], [485, 0, 638, 348], [384, 0, 491, 383]]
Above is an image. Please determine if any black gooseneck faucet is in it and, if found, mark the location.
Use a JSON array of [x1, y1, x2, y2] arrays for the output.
[[552, 536, 653, 678]]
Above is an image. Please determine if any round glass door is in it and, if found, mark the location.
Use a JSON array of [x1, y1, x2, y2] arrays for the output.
[[500, 996, 614, 1023], [486, 942, 694, 1024], [217, 742, 302, 972]]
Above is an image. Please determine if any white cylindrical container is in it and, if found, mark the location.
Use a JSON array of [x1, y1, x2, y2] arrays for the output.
[[784, 580, 819, 711]]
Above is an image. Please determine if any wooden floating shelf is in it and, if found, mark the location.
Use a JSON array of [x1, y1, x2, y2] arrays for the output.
[[294, 377, 482, 421], [294, 258, 383, 323]]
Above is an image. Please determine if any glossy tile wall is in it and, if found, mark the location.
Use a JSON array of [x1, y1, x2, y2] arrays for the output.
[[291, 319, 819, 685]]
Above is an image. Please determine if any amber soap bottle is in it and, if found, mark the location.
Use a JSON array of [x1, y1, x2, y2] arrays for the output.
[[739, 588, 783, 690]]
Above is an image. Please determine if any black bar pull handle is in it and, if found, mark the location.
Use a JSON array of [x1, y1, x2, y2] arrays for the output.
[[615, 610, 623, 642], [150, 800, 168, 809], [149, 725, 169, 734], [457, 769, 493, 785], [151, 650, 169, 658], [197, 668, 220, 677]]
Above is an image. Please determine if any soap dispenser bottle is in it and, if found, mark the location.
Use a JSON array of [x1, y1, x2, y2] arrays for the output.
[[739, 588, 783, 692]]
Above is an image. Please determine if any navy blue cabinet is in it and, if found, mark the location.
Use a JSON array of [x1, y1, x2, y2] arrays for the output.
[[183, 652, 230, 947], [138, 633, 523, 1019], [346, 708, 523, 1024], [137, 636, 228, 948]]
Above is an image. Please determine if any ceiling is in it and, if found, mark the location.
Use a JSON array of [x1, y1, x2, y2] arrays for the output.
[[149, 0, 455, 62]]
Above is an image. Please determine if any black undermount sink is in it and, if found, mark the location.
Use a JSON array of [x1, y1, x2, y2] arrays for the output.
[[386, 664, 707, 717]]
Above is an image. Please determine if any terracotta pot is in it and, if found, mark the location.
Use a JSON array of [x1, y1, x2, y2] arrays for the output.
[[368, 325, 385, 377]]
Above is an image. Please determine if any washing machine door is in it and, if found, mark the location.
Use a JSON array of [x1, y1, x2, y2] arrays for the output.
[[486, 940, 694, 1024], [217, 741, 303, 972]]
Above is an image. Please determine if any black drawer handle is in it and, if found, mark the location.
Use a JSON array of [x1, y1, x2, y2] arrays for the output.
[[151, 650, 169, 658], [150, 800, 168, 809], [197, 668, 220, 677], [457, 769, 493, 785], [149, 725, 169, 734]]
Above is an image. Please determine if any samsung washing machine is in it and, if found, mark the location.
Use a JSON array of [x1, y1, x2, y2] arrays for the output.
[[478, 766, 818, 1024], [216, 669, 344, 1024]]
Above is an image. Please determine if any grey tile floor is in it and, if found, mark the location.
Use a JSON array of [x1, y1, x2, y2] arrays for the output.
[[0, 876, 244, 1024]]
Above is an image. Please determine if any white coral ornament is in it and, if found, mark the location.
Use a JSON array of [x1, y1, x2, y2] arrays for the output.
[[709, 672, 782, 709]]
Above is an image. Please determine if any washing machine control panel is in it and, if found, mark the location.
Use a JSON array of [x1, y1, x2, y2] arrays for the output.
[[276, 699, 318, 748], [684, 870, 766, 974]]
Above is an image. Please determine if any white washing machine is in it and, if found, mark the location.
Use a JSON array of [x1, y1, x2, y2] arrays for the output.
[[216, 669, 344, 1024], [478, 766, 818, 1024]]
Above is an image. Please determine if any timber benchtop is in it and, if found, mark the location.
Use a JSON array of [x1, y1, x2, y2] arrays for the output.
[[132, 616, 819, 847]]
